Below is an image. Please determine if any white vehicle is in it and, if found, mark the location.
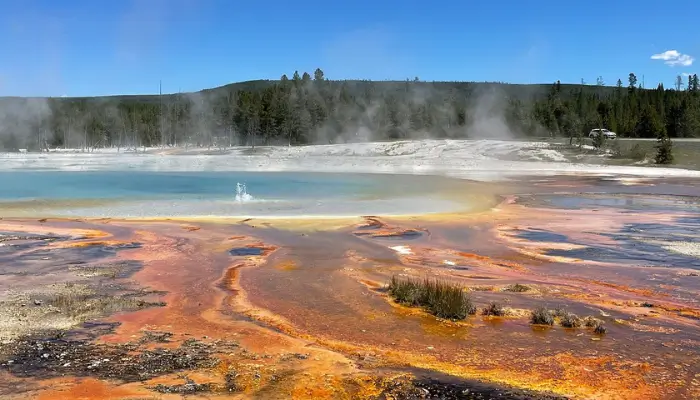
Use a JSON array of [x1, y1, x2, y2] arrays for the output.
[[589, 128, 617, 139]]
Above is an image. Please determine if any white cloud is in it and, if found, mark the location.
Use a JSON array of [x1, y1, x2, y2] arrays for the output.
[[651, 50, 694, 67]]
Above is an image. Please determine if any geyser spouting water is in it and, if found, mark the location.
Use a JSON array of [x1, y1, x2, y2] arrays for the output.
[[235, 182, 253, 202]]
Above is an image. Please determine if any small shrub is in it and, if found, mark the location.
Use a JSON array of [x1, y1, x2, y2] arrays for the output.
[[530, 306, 554, 325], [560, 312, 582, 328], [583, 316, 604, 328], [506, 283, 531, 293], [388, 276, 476, 320], [482, 302, 506, 317], [592, 131, 606, 149], [594, 324, 607, 335]]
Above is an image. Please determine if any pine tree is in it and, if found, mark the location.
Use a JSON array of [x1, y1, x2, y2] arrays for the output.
[[680, 99, 700, 137], [628, 73, 637, 93], [689, 74, 694, 92], [636, 104, 664, 137], [655, 129, 673, 164]]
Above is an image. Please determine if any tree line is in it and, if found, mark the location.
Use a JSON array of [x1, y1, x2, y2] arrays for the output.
[[0, 69, 698, 151]]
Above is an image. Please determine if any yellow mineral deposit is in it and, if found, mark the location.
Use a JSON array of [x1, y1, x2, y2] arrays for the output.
[[1, 194, 699, 400]]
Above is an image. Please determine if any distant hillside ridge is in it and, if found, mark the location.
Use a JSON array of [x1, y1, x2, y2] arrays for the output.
[[0, 70, 698, 151]]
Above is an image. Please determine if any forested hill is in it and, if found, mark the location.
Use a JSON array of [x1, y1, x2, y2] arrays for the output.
[[1, 69, 699, 151]]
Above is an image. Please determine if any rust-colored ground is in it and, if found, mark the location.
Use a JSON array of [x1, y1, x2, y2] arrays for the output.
[[1, 177, 699, 399]]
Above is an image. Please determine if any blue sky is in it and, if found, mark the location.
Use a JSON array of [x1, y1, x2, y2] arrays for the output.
[[0, 0, 697, 97]]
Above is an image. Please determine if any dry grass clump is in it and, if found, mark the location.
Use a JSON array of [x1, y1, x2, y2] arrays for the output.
[[583, 316, 603, 328], [559, 312, 582, 328], [530, 306, 554, 325], [582, 316, 607, 334], [552, 307, 568, 318], [505, 283, 531, 293], [529, 307, 608, 333], [469, 285, 496, 292], [388, 276, 476, 320]]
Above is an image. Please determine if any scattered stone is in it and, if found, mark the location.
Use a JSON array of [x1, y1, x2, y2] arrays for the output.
[[151, 376, 212, 394], [139, 331, 173, 344], [224, 370, 239, 392], [2, 337, 224, 382], [381, 375, 569, 399]]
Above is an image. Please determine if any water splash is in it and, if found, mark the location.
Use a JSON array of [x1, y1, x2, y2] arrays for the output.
[[235, 182, 254, 202]]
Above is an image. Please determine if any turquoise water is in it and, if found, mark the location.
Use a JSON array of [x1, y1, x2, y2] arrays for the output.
[[0, 171, 398, 201], [0, 171, 469, 218]]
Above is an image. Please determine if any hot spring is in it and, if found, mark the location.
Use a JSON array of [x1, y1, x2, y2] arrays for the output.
[[0, 171, 492, 218]]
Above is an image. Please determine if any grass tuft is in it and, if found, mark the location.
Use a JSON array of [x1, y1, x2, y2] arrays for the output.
[[530, 306, 554, 325], [388, 276, 476, 320]]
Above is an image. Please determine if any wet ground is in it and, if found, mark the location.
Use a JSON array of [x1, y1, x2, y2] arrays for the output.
[[0, 175, 699, 399]]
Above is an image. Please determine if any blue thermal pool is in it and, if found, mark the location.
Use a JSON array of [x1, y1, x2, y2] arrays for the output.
[[0, 171, 482, 218]]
